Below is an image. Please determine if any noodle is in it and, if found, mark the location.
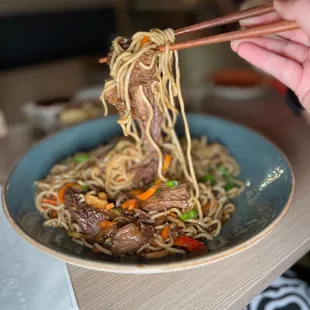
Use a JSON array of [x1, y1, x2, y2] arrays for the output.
[[34, 28, 246, 259]]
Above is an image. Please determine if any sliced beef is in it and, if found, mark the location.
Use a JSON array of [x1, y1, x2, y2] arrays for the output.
[[111, 223, 154, 254], [129, 51, 157, 86], [103, 85, 126, 113], [131, 157, 158, 187], [128, 84, 163, 145], [64, 188, 108, 237], [154, 216, 167, 226], [104, 41, 164, 187], [141, 183, 190, 212], [115, 192, 130, 208], [94, 226, 117, 245], [104, 48, 162, 145]]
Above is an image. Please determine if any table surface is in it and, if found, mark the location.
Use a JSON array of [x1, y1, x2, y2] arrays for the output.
[[2, 92, 310, 310]]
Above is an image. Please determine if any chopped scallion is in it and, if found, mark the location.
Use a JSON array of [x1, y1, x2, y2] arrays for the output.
[[73, 153, 90, 163], [200, 174, 216, 185], [179, 209, 198, 221], [165, 180, 178, 188]]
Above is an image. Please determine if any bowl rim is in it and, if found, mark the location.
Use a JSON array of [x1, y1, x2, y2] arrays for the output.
[[1, 114, 295, 274]]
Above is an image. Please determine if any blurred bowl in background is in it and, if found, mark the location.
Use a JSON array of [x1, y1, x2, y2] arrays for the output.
[[22, 86, 105, 134], [209, 68, 271, 100], [58, 100, 104, 128], [73, 85, 103, 101], [59, 85, 105, 128], [22, 97, 69, 133]]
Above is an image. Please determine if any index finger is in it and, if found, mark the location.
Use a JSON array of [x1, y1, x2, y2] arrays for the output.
[[274, 0, 310, 43], [240, 4, 309, 46]]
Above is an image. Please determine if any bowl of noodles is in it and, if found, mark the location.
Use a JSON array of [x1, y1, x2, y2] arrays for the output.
[[2, 28, 294, 273]]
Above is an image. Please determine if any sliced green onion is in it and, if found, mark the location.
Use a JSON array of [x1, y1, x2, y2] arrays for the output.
[[200, 174, 216, 185], [224, 181, 234, 190], [81, 185, 89, 191], [224, 175, 234, 190], [218, 165, 234, 190], [179, 209, 198, 221], [165, 180, 178, 188], [110, 208, 121, 216], [73, 153, 90, 163], [218, 165, 230, 177], [156, 188, 163, 194]]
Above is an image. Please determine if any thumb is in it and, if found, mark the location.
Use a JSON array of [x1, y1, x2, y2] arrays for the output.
[[274, 0, 310, 41]]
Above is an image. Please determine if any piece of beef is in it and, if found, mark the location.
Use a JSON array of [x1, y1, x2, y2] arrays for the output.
[[141, 183, 190, 212], [129, 51, 157, 86], [104, 42, 164, 187], [115, 192, 130, 208], [129, 86, 163, 145], [154, 216, 167, 226], [104, 50, 162, 144], [111, 223, 154, 254], [131, 157, 158, 187], [104, 85, 162, 146], [94, 226, 117, 245], [64, 188, 108, 237], [103, 85, 126, 113]]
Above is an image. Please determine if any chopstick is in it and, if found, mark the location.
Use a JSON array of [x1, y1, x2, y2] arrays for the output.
[[174, 3, 274, 36], [99, 3, 299, 64], [160, 20, 299, 52]]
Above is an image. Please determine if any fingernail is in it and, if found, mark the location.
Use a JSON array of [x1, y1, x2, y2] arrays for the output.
[[231, 41, 237, 52], [231, 40, 243, 52]]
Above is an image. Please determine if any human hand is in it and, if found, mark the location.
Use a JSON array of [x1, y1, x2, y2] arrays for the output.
[[231, 0, 310, 112]]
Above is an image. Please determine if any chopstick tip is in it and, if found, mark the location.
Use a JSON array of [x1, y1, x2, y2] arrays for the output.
[[99, 57, 108, 64]]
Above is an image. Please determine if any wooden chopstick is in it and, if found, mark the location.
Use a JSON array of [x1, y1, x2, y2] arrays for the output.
[[174, 3, 274, 36], [160, 20, 299, 52], [98, 3, 298, 64]]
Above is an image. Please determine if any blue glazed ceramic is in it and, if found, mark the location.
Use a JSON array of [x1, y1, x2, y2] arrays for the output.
[[2, 114, 294, 273]]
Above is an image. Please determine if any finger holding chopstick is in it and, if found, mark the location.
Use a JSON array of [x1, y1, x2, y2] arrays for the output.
[[231, 0, 310, 113]]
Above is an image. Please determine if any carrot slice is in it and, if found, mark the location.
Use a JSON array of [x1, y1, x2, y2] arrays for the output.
[[154, 178, 161, 186], [42, 198, 58, 206], [137, 186, 158, 201], [169, 212, 177, 218], [163, 154, 171, 171], [161, 226, 170, 240], [104, 203, 115, 210], [98, 220, 116, 229], [58, 182, 75, 203], [122, 199, 137, 210], [141, 36, 150, 45]]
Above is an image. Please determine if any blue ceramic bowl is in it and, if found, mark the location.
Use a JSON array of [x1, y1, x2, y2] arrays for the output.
[[2, 114, 294, 273]]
